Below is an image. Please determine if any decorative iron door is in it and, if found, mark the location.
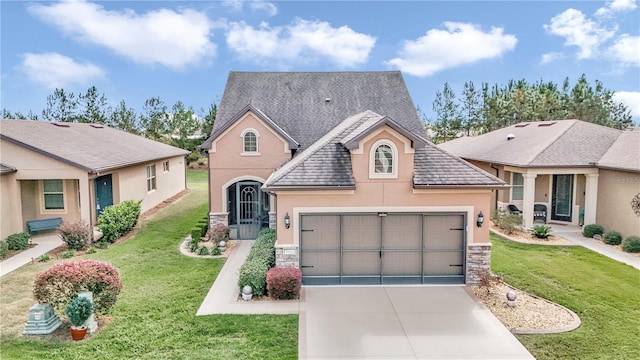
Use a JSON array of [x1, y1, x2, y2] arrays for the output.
[[237, 182, 261, 239], [552, 174, 573, 222]]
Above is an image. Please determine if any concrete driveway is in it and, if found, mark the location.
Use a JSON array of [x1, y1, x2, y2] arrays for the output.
[[298, 286, 534, 360]]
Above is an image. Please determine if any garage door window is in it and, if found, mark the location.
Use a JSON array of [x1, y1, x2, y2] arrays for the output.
[[370, 140, 397, 178]]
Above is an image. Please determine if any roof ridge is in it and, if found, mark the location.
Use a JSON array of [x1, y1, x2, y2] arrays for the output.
[[265, 110, 379, 186], [526, 120, 578, 165]]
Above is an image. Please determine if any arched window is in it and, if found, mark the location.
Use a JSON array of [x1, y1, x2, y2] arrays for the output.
[[370, 140, 398, 178], [242, 129, 258, 153]]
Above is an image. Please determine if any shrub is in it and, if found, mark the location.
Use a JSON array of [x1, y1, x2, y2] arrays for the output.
[[86, 247, 97, 254], [531, 225, 552, 239], [65, 296, 93, 327], [6, 232, 30, 250], [190, 228, 202, 242], [211, 247, 221, 256], [211, 224, 230, 243], [267, 267, 302, 300], [33, 260, 122, 314], [96, 241, 109, 249], [0, 240, 8, 259], [583, 224, 605, 238], [621, 236, 640, 253], [98, 200, 142, 243], [491, 209, 522, 234], [58, 221, 91, 251], [603, 231, 623, 245], [196, 246, 209, 255], [238, 261, 269, 296], [62, 250, 75, 259], [39, 254, 50, 262]]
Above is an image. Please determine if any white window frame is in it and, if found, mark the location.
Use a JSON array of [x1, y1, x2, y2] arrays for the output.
[[369, 139, 398, 179], [147, 164, 156, 192], [163, 160, 170, 172], [511, 172, 524, 201], [241, 128, 260, 156], [41, 179, 67, 213]]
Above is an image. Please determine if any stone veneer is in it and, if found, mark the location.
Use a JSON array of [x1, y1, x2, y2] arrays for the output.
[[275, 246, 299, 267], [268, 212, 277, 229], [209, 212, 228, 230], [466, 243, 492, 285]]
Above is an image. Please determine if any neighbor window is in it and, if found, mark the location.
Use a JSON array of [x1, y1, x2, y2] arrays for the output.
[[163, 160, 170, 172], [369, 140, 398, 178], [43, 179, 64, 210], [147, 165, 156, 191], [512, 173, 524, 200], [242, 129, 258, 153]]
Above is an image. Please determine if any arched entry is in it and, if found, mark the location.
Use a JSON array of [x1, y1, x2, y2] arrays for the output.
[[227, 181, 269, 239]]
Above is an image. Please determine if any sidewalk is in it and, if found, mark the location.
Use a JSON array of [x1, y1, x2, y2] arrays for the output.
[[0, 233, 64, 278]]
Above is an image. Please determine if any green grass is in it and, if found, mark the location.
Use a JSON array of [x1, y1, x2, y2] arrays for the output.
[[0, 170, 298, 360], [490, 233, 640, 360]]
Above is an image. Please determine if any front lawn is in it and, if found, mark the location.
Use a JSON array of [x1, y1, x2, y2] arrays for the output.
[[0, 170, 298, 360], [490, 233, 640, 360]]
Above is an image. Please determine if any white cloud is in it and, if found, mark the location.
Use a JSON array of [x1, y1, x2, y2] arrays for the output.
[[595, 0, 637, 17], [609, 34, 640, 66], [226, 19, 376, 67], [20, 52, 105, 89], [222, 0, 277, 16], [613, 91, 640, 117], [544, 8, 615, 59], [28, 0, 215, 69], [386, 22, 517, 77], [540, 52, 565, 65]]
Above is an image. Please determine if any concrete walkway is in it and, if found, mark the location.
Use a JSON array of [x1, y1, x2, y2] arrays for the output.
[[0, 233, 64, 278], [547, 223, 639, 270]]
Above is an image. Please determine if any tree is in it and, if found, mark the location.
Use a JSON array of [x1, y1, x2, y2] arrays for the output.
[[139, 97, 168, 141], [459, 81, 482, 136], [109, 100, 139, 134], [168, 100, 199, 151], [429, 83, 461, 143], [41, 89, 78, 122], [200, 102, 217, 138], [78, 86, 110, 124]]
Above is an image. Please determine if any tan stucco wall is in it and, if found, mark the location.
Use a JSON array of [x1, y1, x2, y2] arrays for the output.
[[596, 169, 640, 238], [1, 173, 22, 239], [467, 160, 506, 209], [535, 174, 550, 203], [208, 112, 291, 213]]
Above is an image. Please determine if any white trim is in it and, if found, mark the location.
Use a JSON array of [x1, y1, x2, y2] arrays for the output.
[[369, 139, 398, 179], [211, 112, 291, 154], [413, 189, 492, 194], [241, 128, 260, 154], [39, 179, 68, 214], [510, 172, 524, 201], [351, 126, 415, 155], [220, 175, 267, 214]]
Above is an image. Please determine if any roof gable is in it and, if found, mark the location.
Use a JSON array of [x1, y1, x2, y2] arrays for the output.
[[0, 119, 189, 173], [340, 116, 428, 150], [597, 129, 640, 172]]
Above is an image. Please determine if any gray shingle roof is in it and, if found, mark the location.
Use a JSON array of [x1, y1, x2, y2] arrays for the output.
[[598, 129, 640, 172], [0, 163, 16, 175], [439, 120, 625, 168], [413, 147, 506, 187], [201, 71, 424, 150], [1, 119, 189, 173]]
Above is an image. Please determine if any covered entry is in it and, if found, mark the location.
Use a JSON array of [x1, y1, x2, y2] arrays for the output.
[[300, 213, 466, 285], [227, 181, 270, 239]]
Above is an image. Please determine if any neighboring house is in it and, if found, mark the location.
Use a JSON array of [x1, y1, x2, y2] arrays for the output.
[[201, 72, 506, 285], [0, 119, 189, 240], [439, 120, 640, 238]]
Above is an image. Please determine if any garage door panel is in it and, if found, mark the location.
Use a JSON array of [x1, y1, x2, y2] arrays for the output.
[[342, 215, 380, 250], [300, 251, 340, 277], [423, 252, 464, 276], [300, 215, 340, 250], [342, 251, 380, 276], [383, 251, 421, 276], [424, 215, 465, 250], [383, 215, 421, 250]]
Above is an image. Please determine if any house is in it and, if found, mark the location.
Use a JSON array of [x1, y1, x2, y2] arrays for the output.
[[201, 71, 507, 285], [439, 120, 640, 237], [0, 119, 189, 240]]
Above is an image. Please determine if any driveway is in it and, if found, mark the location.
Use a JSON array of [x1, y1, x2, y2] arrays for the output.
[[298, 286, 534, 360]]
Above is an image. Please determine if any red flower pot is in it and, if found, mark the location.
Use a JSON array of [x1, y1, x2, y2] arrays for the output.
[[70, 326, 87, 341]]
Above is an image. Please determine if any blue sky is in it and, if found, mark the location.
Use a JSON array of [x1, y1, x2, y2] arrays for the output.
[[2, 0, 639, 122]]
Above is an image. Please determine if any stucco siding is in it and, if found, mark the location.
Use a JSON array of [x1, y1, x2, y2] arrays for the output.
[[596, 169, 640, 238], [1, 174, 22, 239]]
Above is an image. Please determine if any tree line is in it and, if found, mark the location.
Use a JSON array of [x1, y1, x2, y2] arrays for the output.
[[2, 86, 217, 156], [426, 74, 633, 144]]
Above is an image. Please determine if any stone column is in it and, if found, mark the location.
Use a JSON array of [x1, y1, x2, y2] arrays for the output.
[[584, 173, 599, 226], [466, 243, 491, 285], [522, 173, 537, 229], [209, 212, 228, 229], [275, 246, 299, 267], [268, 212, 277, 229]]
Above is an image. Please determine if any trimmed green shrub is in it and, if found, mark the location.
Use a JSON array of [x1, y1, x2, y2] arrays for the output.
[[96, 241, 109, 249], [6, 232, 30, 250], [603, 231, 623, 245], [0, 240, 8, 259], [211, 247, 221, 256], [531, 225, 552, 239], [39, 254, 50, 262], [191, 227, 202, 242], [98, 200, 142, 243], [583, 224, 605, 238], [33, 259, 122, 314], [621, 236, 640, 253], [58, 221, 91, 251], [238, 261, 269, 296], [267, 267, 302, 300], [62, 250, 75, 259], [196, 246, 209, 255], [491, 209, 522, 234], [65, 296, 93, 327], [86, 247, 97, 254]]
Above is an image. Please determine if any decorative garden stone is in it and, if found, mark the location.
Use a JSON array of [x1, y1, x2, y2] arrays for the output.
[[23, 303, 62, 335]]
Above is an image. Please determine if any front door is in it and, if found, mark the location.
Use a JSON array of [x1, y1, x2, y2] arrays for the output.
[[552, 174, 573, 222], [95, 174, 113, 218]]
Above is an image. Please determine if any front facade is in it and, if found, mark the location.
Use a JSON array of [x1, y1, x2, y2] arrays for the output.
[[202, 72, 506, 285], [440, 120, 640, 238], [0, 120, 188, 240]]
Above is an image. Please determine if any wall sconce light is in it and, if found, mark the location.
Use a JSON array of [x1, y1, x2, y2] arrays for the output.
[[476, 211, 484, 227], [284, 213, 291, 229]]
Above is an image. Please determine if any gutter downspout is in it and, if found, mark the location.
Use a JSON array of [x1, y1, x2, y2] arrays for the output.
[[490, 163, 500, 210]]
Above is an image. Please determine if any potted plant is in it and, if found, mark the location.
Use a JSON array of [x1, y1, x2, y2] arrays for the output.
[[65, 296, 93, 340]]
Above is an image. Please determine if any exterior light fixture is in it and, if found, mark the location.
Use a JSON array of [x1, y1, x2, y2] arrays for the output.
[[284, 213, 291, 229], [477, 211, 484, 227]]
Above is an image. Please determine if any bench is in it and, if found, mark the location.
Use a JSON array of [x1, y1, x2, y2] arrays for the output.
[[27, 217, 63, 233]]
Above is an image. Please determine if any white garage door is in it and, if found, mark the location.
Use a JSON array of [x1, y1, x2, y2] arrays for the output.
[[300, 213, 466, 285]]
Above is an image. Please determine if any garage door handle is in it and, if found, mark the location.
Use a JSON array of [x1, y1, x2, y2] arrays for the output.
[[301, 265, 314, 268], [449, 264, 463, 267], [450, 228, 464, 231], [301, 229, 314, 232]]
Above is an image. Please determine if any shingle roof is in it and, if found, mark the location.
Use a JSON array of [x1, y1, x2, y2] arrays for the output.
[[201, 71, 424, 150], [264, 111, 505, 189], [598, 129, 640, 172], [439, 120, 625, 168], [1, 119, 189, 173], [0, 163, 16, 175]]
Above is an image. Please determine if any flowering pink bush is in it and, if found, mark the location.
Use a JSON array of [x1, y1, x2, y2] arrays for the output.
[[266, 267, 302, 300], [33, 260, 122, 314]]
